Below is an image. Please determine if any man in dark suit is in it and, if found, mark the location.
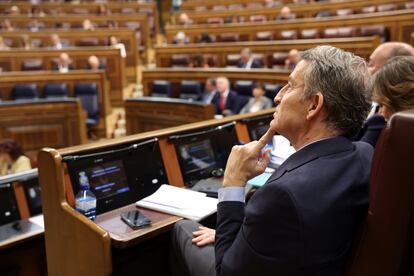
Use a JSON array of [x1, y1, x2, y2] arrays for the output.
[[355, 42, 414, 147], [171, 46, 374, 276], [238, 48, 262, 69], [212, 77, 242, 116], [52, 52, 75, 73]]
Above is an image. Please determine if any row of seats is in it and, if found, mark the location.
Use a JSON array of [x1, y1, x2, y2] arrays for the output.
[[150, 80, 281, 102], [179, 25, 388, 44], [186, 2, 413, 13], [3, 37, 117, 48], [4, 58, 107, 72], [1, 83, 99, 127]]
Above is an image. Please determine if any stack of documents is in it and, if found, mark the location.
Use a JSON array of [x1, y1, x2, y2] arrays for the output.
[[136, 185, 218, 221], [270, 135, 296, 166]]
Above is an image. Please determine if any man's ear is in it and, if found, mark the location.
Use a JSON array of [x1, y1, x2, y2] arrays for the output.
[[306, 92, 324, 120]]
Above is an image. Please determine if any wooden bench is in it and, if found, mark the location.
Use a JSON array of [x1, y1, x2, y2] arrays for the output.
[[37, 109, 273, 275], [1, 13, 150, 48], [0, 47, 125, 106], [142, 68, 290, 97], [0, 99, 88, 159], [125, 97, 215, 134], [0, 28, 138, 79], [155, 36, 381, 67], [0, 1, 159, 34], [176, 0, 408, 23], [0, 70, 109, 139], [165, 9, 414, 43]]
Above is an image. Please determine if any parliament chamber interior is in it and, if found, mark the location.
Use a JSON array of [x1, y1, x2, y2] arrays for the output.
[[0, 0, 413, 275]]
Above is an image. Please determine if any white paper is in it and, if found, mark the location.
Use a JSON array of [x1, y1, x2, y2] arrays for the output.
[[136, 184, 218, 221], [28, 214, 44, 228]]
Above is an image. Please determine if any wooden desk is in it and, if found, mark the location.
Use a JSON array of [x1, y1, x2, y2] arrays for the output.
[[0, 1, 159, 35], [0, 47, 125, 106], [0, 170, 46, 276], [0, 70, 109, 139], [166, 9, 414, 43], [176, 0, 408, 24], [1, 13, 150, 48], [155, 36, 380, 67], [0, 99, 88, 157], [37, 109, 274, 275], [125, 97, 215, 134], [142, 68, 290, 97], [0, 28, 138, 79]]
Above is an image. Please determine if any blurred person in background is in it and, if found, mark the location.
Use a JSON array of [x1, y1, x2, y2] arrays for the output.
[[0, 139, 32, 176]]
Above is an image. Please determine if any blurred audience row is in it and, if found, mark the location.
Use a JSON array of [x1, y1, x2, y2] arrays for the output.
[[0, 34, 126, 57]]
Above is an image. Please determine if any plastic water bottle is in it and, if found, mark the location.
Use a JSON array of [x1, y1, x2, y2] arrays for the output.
[[75, 171, 97, 221]]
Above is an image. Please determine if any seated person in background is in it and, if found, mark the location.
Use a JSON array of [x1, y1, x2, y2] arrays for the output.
[[0, 36, 10, 50], [49, 33, 65, 49], [82, 19, 95, 31], [53, 52, 74, 73], [0, 139, 32, 176], [27, 19, 44, 32], [177, 12, 193, 26], [9, 5, 20, 15], [201, 77, 218, 104], [173, 31, 189, 45], [285, 49, 301, 69], [1, 19, 15, 31], [276, 6, 296, 20], [87, 55, 105, 70], [372, 56, 414, 123], [189, 54, 208, 68], [109, 36, 126, 58], [265, 0, 282, 7], [238, 48, 262, 69], [98, 4, 111, 15], [368, 42, 414, 75], [355, 42, 414, 147], [171, 46, 373, 276], [21, 34, 32, 50], [199, 32, 213, 43], [212, 76, 241, 116], [239, 83, 273, 114]]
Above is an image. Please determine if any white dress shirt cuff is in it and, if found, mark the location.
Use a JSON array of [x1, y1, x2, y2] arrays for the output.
[[218, 187, 245, 203]]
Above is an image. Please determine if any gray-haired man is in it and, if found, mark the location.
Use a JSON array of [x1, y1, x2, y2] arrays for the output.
[[172, 46, 374, 276]]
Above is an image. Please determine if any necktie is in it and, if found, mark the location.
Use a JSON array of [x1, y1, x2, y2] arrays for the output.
[[220, 95, 226, 111]]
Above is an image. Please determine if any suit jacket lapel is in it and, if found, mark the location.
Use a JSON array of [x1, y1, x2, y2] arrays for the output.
[[266, 136, 353, 183]]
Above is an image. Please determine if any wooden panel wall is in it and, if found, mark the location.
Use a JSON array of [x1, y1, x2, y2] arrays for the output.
[[125, 98, 215, 135], [0, 100, 88, 159]]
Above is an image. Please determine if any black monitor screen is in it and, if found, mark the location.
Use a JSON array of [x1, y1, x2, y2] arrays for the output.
[[178, 139, 216, 175], [0, 183, 20, 226], [66, 139, 167, 215], [172, 122, 239, 186], [244, 114, 273, 146], [79, 160, 129, 201], [23, 178, 42, 216]]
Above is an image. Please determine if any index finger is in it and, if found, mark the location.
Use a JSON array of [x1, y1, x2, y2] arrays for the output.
[[256, 128, 275, 149]]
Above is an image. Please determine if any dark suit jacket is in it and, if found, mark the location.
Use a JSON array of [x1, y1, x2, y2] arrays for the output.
[[215, 136, 373, 276], [353, 114, 386, 147], [238, 59, 262, 69], [52, 64, 75, 71], [212, 90, 242, 115]]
